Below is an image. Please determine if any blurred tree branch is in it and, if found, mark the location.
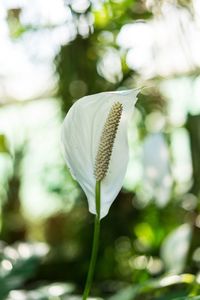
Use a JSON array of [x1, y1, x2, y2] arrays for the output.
[[186, 114, 200, 196]]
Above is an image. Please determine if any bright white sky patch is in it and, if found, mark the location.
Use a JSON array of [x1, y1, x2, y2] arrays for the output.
[[117, 2, 200, 78], [0, 0, 75, 103], [2, 0, 68, 26]]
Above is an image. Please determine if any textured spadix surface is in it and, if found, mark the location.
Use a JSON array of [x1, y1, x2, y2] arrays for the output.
[[61, 89, 139, 219]]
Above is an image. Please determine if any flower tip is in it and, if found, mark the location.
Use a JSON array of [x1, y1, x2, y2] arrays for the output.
[[116, 87, 140, 95], [120, 88, 141, 103]]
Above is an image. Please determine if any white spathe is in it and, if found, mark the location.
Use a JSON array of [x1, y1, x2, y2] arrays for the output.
[[61, 89, 139, 219]]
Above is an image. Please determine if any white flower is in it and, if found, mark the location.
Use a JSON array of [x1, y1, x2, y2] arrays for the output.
[[61, 89, 139, 219]]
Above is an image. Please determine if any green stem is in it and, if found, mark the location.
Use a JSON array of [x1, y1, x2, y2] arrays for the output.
[[82, 181, 101, 300]]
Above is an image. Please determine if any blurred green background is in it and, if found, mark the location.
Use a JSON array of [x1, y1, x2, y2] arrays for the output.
[[0, 0, 200, 299]]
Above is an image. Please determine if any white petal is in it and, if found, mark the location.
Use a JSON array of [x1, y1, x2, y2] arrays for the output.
[[61, 89, 140, 219]]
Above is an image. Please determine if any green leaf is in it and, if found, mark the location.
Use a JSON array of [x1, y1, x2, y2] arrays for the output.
[[108, 274, 195, 300], [108, 286, 140, 300], [0, 134, 9, 153], [161, 224, 192, 274], [172, 297, 200, 300]]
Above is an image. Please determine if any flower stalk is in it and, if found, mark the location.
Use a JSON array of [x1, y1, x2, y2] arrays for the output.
[[82, 181, 101, 300]]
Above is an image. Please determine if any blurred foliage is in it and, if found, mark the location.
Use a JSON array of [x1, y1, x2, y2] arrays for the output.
[[0, 241, 47, 299], [0, 135, 9, 154], [186, 114, 200, 195], [55, 36, 110, 113], [0, 0, 200, 300], [1, 147, 26, 244]]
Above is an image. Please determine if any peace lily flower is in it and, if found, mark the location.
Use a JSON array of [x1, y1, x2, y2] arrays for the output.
[[61, 89, 139, 219], [61, 88, 139, 300]]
